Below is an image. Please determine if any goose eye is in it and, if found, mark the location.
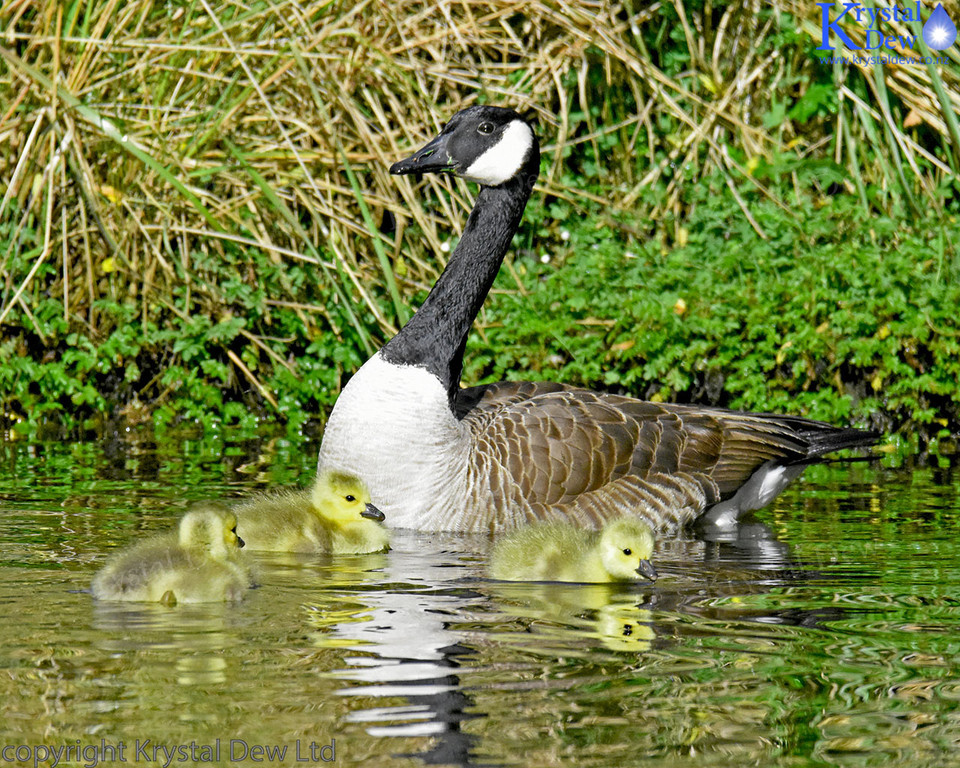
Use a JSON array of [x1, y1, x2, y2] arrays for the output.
[[623, 548, 632, 556], [477, 122, 494, 135], [345, 494, 356, 502]]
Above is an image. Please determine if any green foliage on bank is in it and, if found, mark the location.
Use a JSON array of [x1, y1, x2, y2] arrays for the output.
[[0, 215, 364, 437], [2, 0, 959, 444], [467, 167, 960, 444], [3, 160, 957, 444]]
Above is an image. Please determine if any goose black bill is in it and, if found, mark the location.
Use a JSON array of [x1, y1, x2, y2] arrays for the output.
[[390, 132, 456, 176], [361, 503, 385, 522]]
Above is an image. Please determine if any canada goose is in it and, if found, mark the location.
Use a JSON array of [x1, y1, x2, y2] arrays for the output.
[[488, 518, 658, 583], [317, 105, 878, 534], [233, 470, 389, 554], [91, 503, 254, 604]]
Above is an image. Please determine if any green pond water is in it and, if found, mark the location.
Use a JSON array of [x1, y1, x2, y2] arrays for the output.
[[1, 434, 959, 768]]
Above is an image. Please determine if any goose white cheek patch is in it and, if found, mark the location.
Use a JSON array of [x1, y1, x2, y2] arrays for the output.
[[462, 120, 534, 186]]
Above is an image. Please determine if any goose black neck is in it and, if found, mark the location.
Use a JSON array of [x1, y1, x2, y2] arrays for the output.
[[381, 152, 539, 412]]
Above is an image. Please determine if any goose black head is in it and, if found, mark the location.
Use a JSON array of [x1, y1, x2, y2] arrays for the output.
[[390, 105, 537, 187]]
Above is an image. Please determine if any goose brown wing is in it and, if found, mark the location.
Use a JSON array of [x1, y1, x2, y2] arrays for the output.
[[467, 388, 650, 506], [459, 383, 718, 525], [458, 382, 877, 525]]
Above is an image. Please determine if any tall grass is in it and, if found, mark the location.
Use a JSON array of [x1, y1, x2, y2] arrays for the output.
[[0, 0, 958, 437]]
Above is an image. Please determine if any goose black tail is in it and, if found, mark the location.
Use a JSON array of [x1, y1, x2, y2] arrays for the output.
[[796, 424, 882, 461]]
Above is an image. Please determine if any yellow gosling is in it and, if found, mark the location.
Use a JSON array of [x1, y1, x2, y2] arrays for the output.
[[234, 471, 389, 554], [488, 517, 657, 584], [91, 503, 254, 604]]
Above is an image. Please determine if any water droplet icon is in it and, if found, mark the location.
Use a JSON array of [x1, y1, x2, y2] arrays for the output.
[[923, 3, 957, 50]]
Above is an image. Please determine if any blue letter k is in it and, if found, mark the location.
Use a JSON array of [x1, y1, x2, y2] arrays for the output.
[[816, 2, 862, 50]]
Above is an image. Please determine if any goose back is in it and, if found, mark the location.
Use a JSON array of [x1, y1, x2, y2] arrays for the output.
[[456, 381, 876, 533]]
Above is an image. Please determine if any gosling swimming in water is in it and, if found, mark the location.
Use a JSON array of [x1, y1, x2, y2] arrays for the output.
[[234, 470, 389, 554], [91, 503, 254, 604], [488, 517, 658, 584]]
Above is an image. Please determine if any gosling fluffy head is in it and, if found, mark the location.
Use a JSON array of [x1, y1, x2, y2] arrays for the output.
[[597, 518, 657, 582], [308, 470, 389, 554], [179, 504, 245, 559], [310, 471, 384, 526]]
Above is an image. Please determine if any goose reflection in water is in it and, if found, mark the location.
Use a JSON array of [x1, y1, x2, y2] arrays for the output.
[[315, 534, 489, 765], [298, 519, 840, 767]]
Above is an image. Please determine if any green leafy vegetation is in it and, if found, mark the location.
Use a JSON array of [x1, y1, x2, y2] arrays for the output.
[[0, 230, 364, 437], [468, 167, 960, 446], [1, 0, 958, 446]]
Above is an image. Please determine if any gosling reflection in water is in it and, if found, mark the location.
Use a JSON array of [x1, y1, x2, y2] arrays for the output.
[[486, 577, 658, 653]]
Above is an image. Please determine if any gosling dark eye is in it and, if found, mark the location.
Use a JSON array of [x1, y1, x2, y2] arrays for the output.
[[477, 122, 494, 135], [345, 495, 356, 502], [623, 548, 632, 556]]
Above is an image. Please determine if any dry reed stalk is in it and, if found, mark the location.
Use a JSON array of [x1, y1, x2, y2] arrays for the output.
[[0, 0, 957, 420]]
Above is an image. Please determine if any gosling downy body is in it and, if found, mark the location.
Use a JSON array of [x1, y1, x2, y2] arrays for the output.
[[91, 504, 254, 604], [234, 471, 389, 554], [488, 517, 658, 584], [317, 105, 879, 535]]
